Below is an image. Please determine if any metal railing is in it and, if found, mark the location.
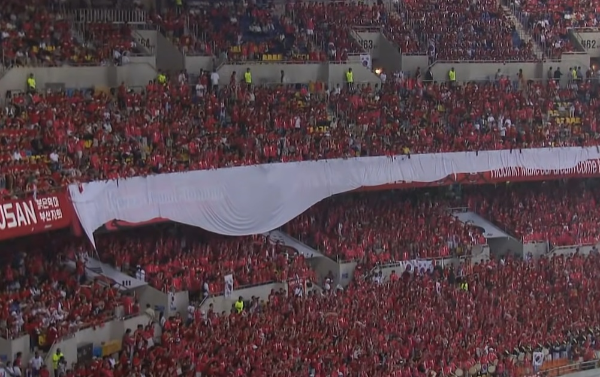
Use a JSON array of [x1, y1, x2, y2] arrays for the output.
[[64, 9, 148, 24]]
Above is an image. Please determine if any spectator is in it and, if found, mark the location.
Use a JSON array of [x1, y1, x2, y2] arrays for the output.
[[29, 352, 43, 377]]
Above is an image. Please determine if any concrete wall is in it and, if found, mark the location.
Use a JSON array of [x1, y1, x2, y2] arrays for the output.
[[309, 256, 342, 285], [132, 285, 189, 318], [431, 54, 590, 82], [471, 244, 491, 264], [488, 237, 524, 258], [550, 242, 600, 257], [216, 63, 328, 85], [133, 30, 157, 55], [355, 31, 427, 74], [43, 315, 150, 370], [571, 31, 600, 58], [376, 34, 403, 73], [185, 55, 216, 74], [523, 241, 549, 259], [402, 55, 429, 75], [0, 65, 155, 99], [0, 334, 29, 366], [201, 282, 288, 314], [340, 261, 358, 286], [156, 31, 185, 73], [329, 62, 380, 84], [355, 32, 381, 58], [214, 61, 379, 86]]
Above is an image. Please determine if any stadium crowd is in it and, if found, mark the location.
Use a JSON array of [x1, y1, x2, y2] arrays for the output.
[[285, 191, 486, 262], [466, 180, 600, 245], [2, 180, 600, 374], [509, 0, 598, 59], [0, 231, 131, 343], [394, 0, 536, 60], [2, 70, 599, 199], [15, 252, 600, 377], [93, 223, 315, 294], [3, 0, 590, 65], [4, 0, 600, 376]]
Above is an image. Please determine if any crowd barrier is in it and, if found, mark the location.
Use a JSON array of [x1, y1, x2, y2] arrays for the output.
[[0, 314, 150, 373]]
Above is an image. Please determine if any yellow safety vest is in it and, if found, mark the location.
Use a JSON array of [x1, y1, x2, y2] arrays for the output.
[[234, 300, 244, 313], [157, 74, 166, 84], [572, 69, 577, 79], [448, 71, 456, 81], [52, 352, 63, 369], [27, 78, 36, 89], [244, 72, 252, 84], [346, 71, 353, 83], [175, 0, 182, 5]]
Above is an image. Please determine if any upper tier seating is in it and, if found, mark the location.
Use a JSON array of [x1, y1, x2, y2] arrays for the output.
[[1, 73, 598, 198]]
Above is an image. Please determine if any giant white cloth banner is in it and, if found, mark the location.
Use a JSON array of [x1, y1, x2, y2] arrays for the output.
[[69, 147, 600, 247]]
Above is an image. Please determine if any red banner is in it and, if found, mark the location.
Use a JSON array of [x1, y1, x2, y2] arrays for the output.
[[0, 193, 73, 241]]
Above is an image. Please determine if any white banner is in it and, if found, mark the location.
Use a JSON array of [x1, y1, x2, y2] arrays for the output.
[[533, 351, 544, 367], [224, 274, 234, 298], [68, 147, 600, 247]]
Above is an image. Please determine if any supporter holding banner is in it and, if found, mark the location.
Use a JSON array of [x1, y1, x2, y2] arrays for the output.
[[0, 193, 73, 241]]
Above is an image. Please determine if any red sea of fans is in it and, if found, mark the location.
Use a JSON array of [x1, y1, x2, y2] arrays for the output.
[[2, 182, 600, 374], [2, 74, 599, 199], [2, 0, 600, 376]]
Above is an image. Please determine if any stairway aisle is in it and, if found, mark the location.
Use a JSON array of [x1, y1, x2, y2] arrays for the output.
[[502, 5, 544, 60]]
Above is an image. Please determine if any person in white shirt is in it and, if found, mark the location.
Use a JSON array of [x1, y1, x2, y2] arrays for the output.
[[30, 352, 43, 375], [379, 71, 387, 86], [210, 69, 220, 92], [294, 284, 303, 297], [5, 361, 21, 377], [187, 304, 195, 321], [135, 266, 146, 281], [178, 70, 187, 85], [195, 81, 206, 97]]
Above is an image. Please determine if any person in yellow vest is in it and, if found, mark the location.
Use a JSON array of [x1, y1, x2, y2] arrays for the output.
[[157, 70, 167, 85], [448, 67, 456, 87], [234, 296, 244, 314], [571, 67, 577, 84], [175, 0, 182, 7], [345, 68, 354, 91], [244, 68, 252, 89], [26, 73, 36, 94], [52, 348, 64, 377]]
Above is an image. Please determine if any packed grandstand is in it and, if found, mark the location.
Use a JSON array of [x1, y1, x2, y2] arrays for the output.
[[2, 0, 600, 376]]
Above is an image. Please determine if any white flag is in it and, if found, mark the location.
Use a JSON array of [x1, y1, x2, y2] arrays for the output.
[[533, 351, 544, 367], [224, 274, 234, 298]]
